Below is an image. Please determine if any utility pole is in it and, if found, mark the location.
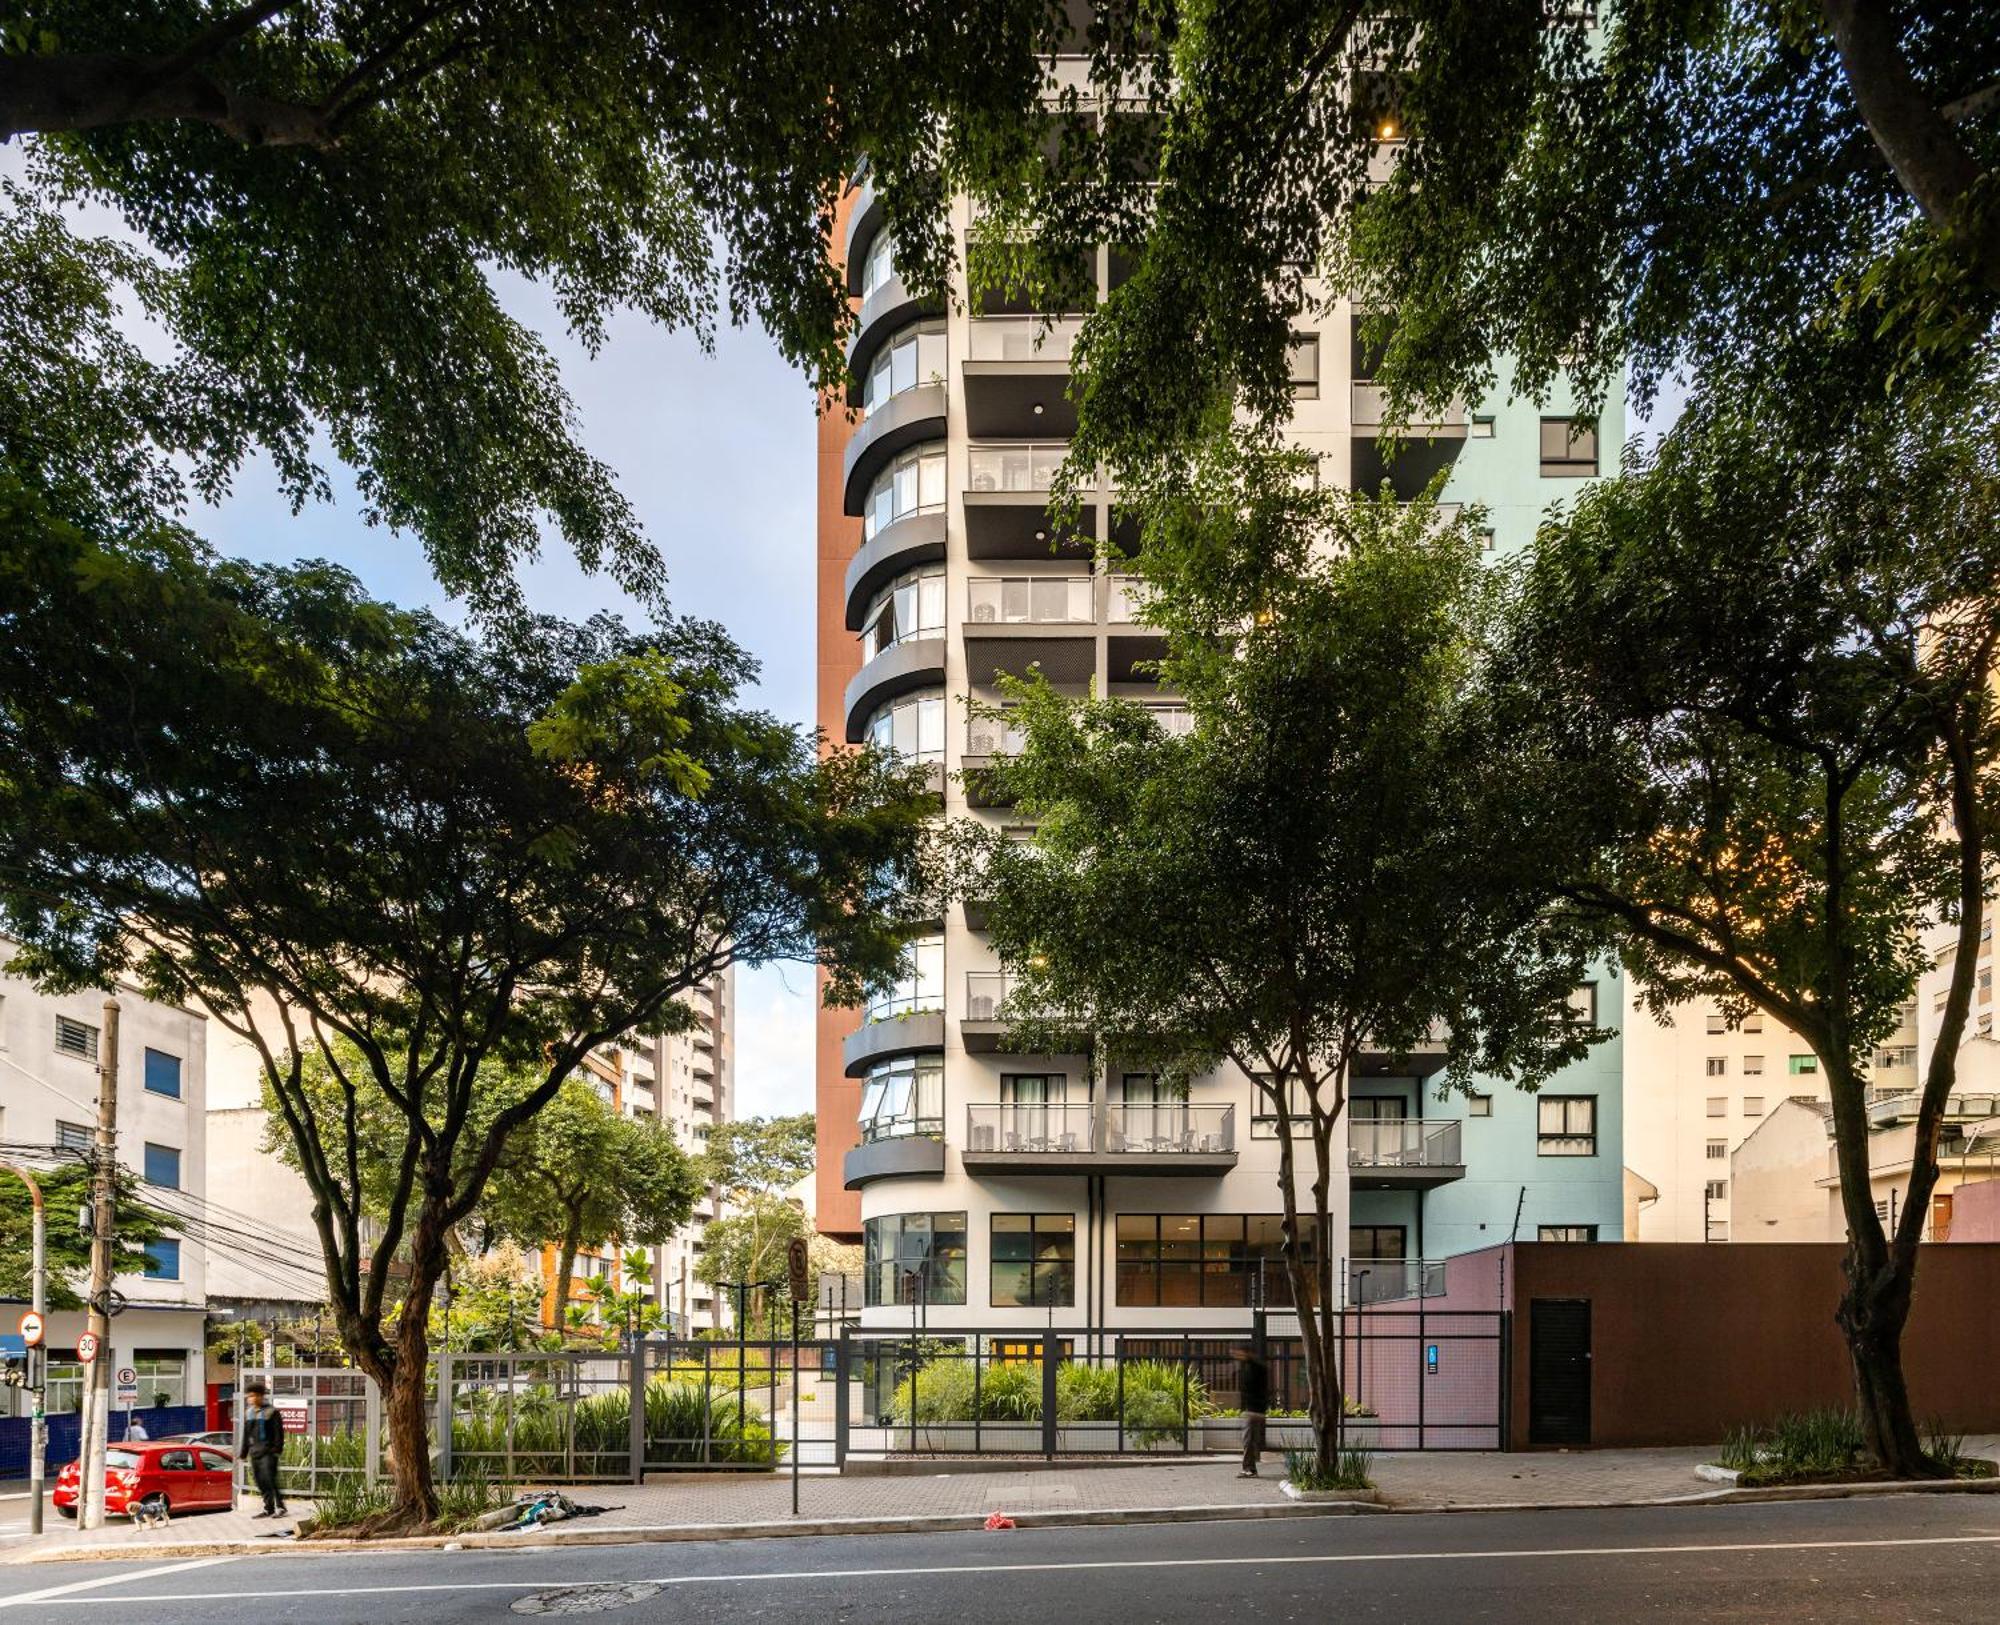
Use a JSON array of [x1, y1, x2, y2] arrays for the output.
[[79, 998, 119, 1530], [1, 1164, 46, 1534]]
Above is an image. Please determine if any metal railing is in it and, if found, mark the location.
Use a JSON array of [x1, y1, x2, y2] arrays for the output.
[[967, 575, 1095, 624], [1867, 1091, 2000, 1128], [962, 1102, 1236, 1156], [1106, 576, 1147, 623], [1345, 1257, 1447, 1306], [968, 442, 1069, 493], [1348, 1118, 1462, 1169]]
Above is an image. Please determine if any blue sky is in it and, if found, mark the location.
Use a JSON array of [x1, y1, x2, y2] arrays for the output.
[[194, 275, 827, 1122]]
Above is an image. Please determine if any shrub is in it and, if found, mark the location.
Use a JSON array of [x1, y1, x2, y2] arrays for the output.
[[1284, 1445, 1374, 1493], [1055, 1362, 1117, 1422], [978, 1360, 1042, 1421], [1118, 1360, 1214, 1446], [891, 1357, 979, 1424], [1716, 1408, 1868, 1484]]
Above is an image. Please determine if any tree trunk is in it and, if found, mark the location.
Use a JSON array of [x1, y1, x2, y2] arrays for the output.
[[553, 1218, 582, 1333], [377, 1201, 452, 1526], [1268, 1066, 1346, 1480], [1824, 1056, 1938, 1477]]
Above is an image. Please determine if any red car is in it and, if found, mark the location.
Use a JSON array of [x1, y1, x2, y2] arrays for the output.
[[53, 1440, 236, 1520]]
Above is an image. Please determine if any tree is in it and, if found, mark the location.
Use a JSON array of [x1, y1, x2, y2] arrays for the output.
[[954, 443, 1603, 1475], [2, 1, 1072, 609], [0, 1159, 172, 1311], [702, 1114, 817, 1199], [1496, 379, 2000, 1475], [969, 1, 2000, 465], [695, 1192, 815, 1336], [0, 532, 931, 1526], [430, 1247, 548, 1355], [483, 1080, 702, 1328]]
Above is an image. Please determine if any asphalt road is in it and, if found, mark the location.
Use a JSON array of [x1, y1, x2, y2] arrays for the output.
[[2, 1494, 1996, 1623]]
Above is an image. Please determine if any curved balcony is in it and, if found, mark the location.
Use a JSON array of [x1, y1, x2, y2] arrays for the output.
[[842, 383, 947, 517], [842, 170, 885, 295], [843, 638, 946, 744], [847, 269, 943, 385], [841, 1010, 945, 1077], [843, 510, 948, 631], [843, 1133, 947, 1190]]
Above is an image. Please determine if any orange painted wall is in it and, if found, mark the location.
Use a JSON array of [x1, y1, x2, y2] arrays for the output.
[[815, 183, 866, 1241]]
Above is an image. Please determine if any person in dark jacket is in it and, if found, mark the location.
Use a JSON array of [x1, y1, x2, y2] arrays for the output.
[[241, 1381, 288, 1517], [1232, 1346, 1270, 1477]]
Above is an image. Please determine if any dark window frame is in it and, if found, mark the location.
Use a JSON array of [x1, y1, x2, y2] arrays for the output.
[[1539, 416, 1599, 477], [989, 1212, 1077, 1309], [1536, 1094, 1598, 1156]]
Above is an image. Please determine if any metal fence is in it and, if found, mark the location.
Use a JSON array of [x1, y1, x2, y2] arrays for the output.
[[439, 1351, 632, 1485], [227, 1366, 376, 1501]]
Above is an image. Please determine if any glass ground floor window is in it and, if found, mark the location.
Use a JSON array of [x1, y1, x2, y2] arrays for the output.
[[1114, 1213, 1318, 1308], [132, 1351, 189, 1408], [864, 1212, 968, 1307], [990, 1213, 1076, 1308]]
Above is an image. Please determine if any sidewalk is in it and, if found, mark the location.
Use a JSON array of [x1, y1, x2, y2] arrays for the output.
[[7, 1440, 1995, 1563]]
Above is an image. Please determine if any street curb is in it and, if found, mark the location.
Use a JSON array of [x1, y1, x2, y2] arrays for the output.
[[13, 1473, 1998, 1565]]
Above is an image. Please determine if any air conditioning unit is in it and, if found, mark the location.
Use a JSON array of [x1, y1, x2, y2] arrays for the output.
[[972, 602, 997, 623]]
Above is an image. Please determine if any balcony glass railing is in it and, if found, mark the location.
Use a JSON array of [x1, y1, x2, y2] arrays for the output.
[[1106, 576, 1146, 623], [965, 716, 1026, 757], [963, 1102, 1236, 1156], [968, 442, 1068, 493], [966, 316, 1084, 362], [1347, 1118, 1462, 1169], [1867, 1091, 2000, 1126], [1346, 1257, 1445, 1306], [963, 970, 1021, 1021], [968, 576, 1094, 625]]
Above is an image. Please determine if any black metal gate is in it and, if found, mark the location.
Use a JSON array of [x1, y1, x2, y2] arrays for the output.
[[1528, 1298, 1591, 1446]]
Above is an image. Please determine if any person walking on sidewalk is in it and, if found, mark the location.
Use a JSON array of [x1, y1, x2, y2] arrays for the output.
[[241, 1381, 288, 1518], [1232, 1346, 1270, 1478]]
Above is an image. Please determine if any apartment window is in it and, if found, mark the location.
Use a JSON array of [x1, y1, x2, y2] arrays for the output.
[[1742, 1013, 1764, 1034], [1536, 1095, 1597, 1156], [859, 229, 898, 301], [54, 1016, 98, 1062], [142, 1048, 182, 1100], [56, 1120, 92, 1153], [1789, 1054, 1819, 1076], [1349, 1224, 1407, 1261], [1709, 1220, 1730, 1241], [1742, 1055, 1764, 1076], [858, 1055, 944, 1142], [142, 1238, 181, 1281], [1288, 335, 1320, 399], [1249, 1074, 1315, 1139], [862, 1212, 968, 1307], [861, 442, 947, 540], [1706, 1012, 1727, 1034], [132, 1351, 188, 1409], [862, 689, 946, 765], [1705, 1056, 1727, 1077], [860, 567, 946, 659], [1706, 1180, 1728, 1201], [1115, 1213, 1313, 1308], [859, 318, 946, 417], [1705, 1097, 1726, 1117], [1539, 417, 1599, 477], [1537, 1225, 1598, 1243], [1567, 982, 1598, 1026], [1982, 966, 1993, 1003], [142, 1143, 181, 1190], [991, 1214, 1077, 1308], [865, 935, 943, 1021], [1467, 1092, 1493, 1118], [1743, 1096, 1765, 1117]]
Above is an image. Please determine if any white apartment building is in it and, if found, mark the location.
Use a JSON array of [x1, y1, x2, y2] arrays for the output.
[[0, 945, 210, 1422], [1623, 985, 1917, 1242], [815, 58, 1629, 1330]]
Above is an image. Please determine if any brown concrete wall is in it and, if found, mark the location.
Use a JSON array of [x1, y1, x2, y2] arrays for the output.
[[815, 185, 866, 1241], [1501, 1241, 2000, 1448]]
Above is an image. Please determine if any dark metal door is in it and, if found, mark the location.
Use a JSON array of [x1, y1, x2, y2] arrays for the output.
[[1528, 1298, 1591, 1446]]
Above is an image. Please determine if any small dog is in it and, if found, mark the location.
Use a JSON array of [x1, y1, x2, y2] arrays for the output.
[[131, 1493, 172, 1529]]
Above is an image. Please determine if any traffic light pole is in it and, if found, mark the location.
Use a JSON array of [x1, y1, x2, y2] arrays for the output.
[[80, 999, 120, 1531], [1, 1163, 46, 1535]]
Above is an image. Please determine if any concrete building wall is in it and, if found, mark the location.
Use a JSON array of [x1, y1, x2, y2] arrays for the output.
[[1622, 987, 1916, 1243], [1943, 1178, 2000, 1241], [0, 946, 211, 1416], [1727, 1098, 1834, 1242]]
